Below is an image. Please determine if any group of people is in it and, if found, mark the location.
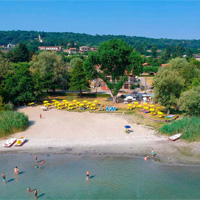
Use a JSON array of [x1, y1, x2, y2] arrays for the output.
[[1, 155, 46, 199], [144, 149, 155, 160]]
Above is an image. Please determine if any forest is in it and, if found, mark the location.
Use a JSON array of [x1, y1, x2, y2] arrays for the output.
[[1, 30, 200, 52]]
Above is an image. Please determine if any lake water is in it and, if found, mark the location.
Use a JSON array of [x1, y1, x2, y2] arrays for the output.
[[0, 154, 200, 199]]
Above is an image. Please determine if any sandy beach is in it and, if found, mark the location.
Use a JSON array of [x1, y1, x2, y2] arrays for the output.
[[0, 106, 200, 165]]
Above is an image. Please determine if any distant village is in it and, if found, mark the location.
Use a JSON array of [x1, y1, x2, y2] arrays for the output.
[[1, 34, 200, 61]]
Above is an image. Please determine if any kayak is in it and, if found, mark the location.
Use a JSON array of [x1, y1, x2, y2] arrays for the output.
[[3, 138, 17, 147], [15, 137, 26, 147]]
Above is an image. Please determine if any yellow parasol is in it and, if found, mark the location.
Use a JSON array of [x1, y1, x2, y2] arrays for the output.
[[150, 108, 155, 112], [137, 105, 142, 108], [158, 111, 163, 115], [127, 104, 132, 106], [43, 101, 48, 103], [134, 102, 139, 104], [143, 103, 147, 106], [144, 107, 149, 110], [150, 105, 154, 107]]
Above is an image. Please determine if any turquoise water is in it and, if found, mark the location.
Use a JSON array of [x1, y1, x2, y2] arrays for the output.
[[1, 154, 200, 199]]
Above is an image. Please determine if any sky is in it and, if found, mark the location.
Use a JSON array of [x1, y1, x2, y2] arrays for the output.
[[0, 0, 199, 39]]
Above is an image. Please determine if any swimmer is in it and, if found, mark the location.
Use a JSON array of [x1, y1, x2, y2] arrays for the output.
[[41, 160, 45, 164], [35, 155, 37, 164], [1, 172, 6, 183], [27, 187, 31, 192], [144, 156, 149, 161], [86, 170, 89, 180], [14, 166, 19, 175], [35, 165, 38, 169], [34, 188, 38, 199]]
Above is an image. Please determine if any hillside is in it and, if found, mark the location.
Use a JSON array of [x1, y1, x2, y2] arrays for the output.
[[0, 30, 200, 50]]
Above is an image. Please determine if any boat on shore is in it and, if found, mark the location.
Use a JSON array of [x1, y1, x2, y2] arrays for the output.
[[15, 137, 26, 147], [169, 133, 182, 141], [3, 138, 17, 147]]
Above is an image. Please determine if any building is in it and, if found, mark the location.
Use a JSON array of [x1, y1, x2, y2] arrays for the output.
[[161, 64, 168, 67], [38, 46, 61, 51], [79, 46, 89, 52], [142, 63, 151, 66], [7, 44, 15, 48], [90, 47, 98, 51], [194, 54, 200, 61], [38, 35, 43, 43], [64, 48, 77, 54]]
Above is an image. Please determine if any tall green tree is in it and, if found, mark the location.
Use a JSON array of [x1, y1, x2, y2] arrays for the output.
[[84, 39, 142, 102], [69, 58, 89, 96], [12, 42, 30, 63], [153, 67, 184, 114], [178, 86, 200, 116], [4, 63, 35, 104], [151, 46, 158, 58], [31, 51, 68, 92]]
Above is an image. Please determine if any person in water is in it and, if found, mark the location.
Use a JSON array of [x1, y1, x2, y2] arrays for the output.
[[27, 187, 31, 192], [14, 166, 19, 175], [144, 156, 149, 161], [34, 188, 38, 199], [35, 155, 37, 164], [1, 172, 6, 183], [86, 170, 89, 180]]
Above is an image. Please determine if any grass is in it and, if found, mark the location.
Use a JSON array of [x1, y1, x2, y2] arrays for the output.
[[160, 117, 200, 142], [0, 111, 29, 137]]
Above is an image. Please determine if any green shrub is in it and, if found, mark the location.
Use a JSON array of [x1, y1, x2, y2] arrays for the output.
[[5, 102, 14, 111], [0, 111, 29, 137], [160, 117, 200, 142]]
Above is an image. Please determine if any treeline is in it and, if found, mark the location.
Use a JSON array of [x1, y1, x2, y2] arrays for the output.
[[1, 30, 200, 52]]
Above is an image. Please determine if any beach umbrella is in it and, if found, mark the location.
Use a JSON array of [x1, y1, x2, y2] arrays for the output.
[[94, 100, 99, 104], [150, 108, 155, 112], [43, 101, 48, 103], [158, 112, 163, 115], [79, 103, 84, 107], [137, 105, 142, 108], [134, 102, 139, 104], [124, 125, 131, 129], [128, 104, 132, 106], [143, 103, 147, 106], [156, 107, 161, 110], [52, 100, 56, 102], [83, 100, 88, 104], [150, 105, 154, 107], [144, 107, 149, 110]]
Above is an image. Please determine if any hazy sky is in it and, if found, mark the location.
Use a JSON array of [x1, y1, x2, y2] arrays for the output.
[[0, 0, 199, 39]]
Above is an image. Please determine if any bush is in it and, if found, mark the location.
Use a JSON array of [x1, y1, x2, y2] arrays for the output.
[[160, 117, 200, 142], [5, 102, 14, 111], [0, 111, 29, 137]]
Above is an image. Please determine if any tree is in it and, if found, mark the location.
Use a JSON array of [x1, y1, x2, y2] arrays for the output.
[[31, 51, 68, 92], [69, 58, 89, 96], [84, 39, 142, 102], [151, 46, 158, 58], [12, 42, 30, 63], [178, 86, 200, 116], [153, 67, 184, 114], [162, 45, 172, 62], [4, 63, 35, 104], [0, 96, 5, 111]]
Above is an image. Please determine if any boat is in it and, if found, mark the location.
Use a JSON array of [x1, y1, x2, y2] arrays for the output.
[[169, 133, 182, 141], [3, 138, 17, 147], [15, 137, 26, 147]]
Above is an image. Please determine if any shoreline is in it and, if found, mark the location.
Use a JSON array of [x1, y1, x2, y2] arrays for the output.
[[0, 106, 200, 166]]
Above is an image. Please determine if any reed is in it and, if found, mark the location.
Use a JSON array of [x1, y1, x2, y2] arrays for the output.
[[160, 117, 200, 142], [0, 111, 29, 137]]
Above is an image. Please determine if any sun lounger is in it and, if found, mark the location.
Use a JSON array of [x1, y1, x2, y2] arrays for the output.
[[15, 137, 26, 147], [3, 138, 17, 147]]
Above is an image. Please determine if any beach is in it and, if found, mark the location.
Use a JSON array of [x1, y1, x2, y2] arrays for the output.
[[0, 106, 200, 165]]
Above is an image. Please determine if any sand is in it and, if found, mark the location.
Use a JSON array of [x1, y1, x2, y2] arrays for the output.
[[0, 106, 200, 165]]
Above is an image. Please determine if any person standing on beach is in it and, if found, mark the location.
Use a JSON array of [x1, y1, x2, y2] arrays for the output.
[[14, 166, 19, 175], [40, 114, 42, 119], [151, 149, 154, 158], [34, 188, 38, 199], [1, 172, 6, 183]]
